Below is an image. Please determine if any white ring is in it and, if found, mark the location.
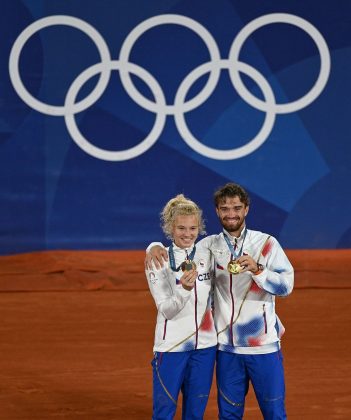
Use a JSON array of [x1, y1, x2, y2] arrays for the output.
[[119, 14, 221, 114], [64, 60, 167, 161], [9, 15, 111, 116], [8, 13, 331, 161], [228, 13, 331, 114], [174, 59, 276, 160]]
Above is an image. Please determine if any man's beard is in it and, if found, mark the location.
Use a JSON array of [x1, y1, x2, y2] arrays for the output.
[[221, 217, 244, 233]]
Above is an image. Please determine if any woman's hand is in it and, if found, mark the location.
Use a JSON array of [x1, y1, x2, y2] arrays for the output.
[[180, 269, 198, 291]]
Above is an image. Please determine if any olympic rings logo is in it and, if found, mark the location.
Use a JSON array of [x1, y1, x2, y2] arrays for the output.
[[9, 13, 330, 161]]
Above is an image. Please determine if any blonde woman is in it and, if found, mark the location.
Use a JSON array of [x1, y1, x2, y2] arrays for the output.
[[146, 194, 217, 420]]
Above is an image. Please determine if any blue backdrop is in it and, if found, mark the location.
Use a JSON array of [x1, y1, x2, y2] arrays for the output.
[[1, 0, 350, 254]]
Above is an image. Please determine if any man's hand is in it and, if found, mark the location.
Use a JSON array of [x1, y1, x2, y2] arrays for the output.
[[235, 254, 259, 274], [145, 245, 168, 270]]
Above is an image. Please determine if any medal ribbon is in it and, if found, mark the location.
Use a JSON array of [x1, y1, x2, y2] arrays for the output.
[[169, 244, 196, 272], [224, 228, 247, 259]]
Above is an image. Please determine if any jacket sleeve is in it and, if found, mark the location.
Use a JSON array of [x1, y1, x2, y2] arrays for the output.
[[252, 236, 294, 297], [195, 235, 215, 251], [146, 265, 192, 320]]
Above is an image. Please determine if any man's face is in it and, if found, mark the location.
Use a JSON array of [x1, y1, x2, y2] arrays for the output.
[[216, 196, 249, 235]]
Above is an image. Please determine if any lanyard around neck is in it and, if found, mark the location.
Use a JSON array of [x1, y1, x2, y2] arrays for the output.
[[168, 244, 196, 272], [224, 228, 247, 259]]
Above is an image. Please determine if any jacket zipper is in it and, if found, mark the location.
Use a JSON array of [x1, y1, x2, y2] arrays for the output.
[[163, 319, 168, 340], [263, 304, 267, 334], [229, 254, 235, 346], [194, 281, 199, 349]]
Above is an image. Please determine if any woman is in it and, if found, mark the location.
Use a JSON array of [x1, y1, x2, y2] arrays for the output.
[[146, 194, 217, 420]]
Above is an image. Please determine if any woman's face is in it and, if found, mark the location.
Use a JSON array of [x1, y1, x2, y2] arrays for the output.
[[172, 214, 199, 249]]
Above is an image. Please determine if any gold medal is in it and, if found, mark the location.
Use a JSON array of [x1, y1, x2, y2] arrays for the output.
[[227, 260, 243, 274], [181, 259, 197, 272]]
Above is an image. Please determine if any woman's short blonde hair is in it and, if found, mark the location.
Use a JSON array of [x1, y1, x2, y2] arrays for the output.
[[161, 194, 206, 239]]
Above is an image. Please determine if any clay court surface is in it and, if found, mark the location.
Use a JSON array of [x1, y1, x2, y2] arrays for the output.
[[0, 249, 350, 419]]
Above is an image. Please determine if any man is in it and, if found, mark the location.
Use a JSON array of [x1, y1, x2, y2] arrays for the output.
[[146, 183, 294, 419]]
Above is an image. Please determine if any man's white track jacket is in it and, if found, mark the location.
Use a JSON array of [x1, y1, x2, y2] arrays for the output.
[[198, 228, 294, 355]]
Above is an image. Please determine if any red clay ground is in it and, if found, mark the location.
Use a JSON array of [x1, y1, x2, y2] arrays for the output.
[[0, 250, 350, 419]]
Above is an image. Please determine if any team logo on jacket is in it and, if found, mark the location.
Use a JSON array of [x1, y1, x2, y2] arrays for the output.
[[198, 272, 211, 281], [148, 272, 157, 284]]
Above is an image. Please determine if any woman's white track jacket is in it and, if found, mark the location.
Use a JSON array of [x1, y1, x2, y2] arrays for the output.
[[146, 242, 217, 353]]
